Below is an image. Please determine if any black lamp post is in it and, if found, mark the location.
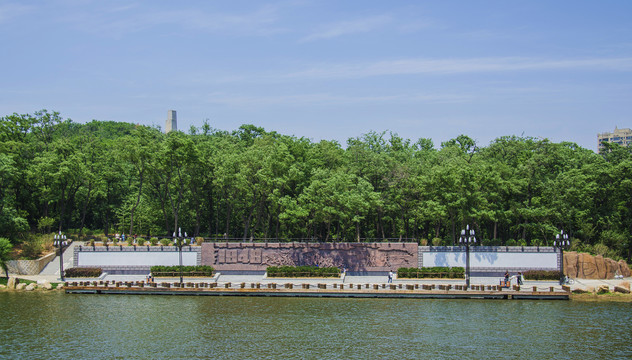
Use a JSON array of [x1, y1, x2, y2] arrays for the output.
[[459, 224, 477, 289], [54, 231, 68, 281], [554, 230, 570, 285], [173, 228, 189, 285]]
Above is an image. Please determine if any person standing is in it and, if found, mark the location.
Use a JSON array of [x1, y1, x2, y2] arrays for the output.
[[517, 272, 524, 285], [388, 270, 393, 283]]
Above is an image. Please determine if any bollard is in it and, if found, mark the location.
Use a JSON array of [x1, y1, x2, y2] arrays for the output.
[[365, 284, 370, 289], [356, 284, 361, 290], [406, 284, 414, 290], [333, 284, 338, 288], [225, 282, 231, 288], [562, 285, 570, 292], [549, 286, 554, 292], [285, 283, 293, 289], [256, 283, 261, 289], [340, 284, 344, 290], [382, 284, 386, 289], [240, 282, 246, 288], [533, 286, 537, 292], [390, 284, 397, 290], [374, 284, 380, 290], [398, 284, 402, 289], [415, 284, 419, 289], [251, 283, 255, 289]]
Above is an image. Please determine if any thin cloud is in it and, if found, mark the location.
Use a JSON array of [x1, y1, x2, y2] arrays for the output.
[[203, 92, 471, 107], [58, 4, 284, 37], [284, 57, 632, 79], [301, 15, 391, 42], [0, 3, 33, 23]]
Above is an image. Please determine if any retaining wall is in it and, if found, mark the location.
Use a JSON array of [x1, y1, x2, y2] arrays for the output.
[[6, 252, 56, 275]]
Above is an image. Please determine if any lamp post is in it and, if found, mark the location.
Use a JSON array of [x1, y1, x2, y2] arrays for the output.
[[54, 231, 68, 281], [554, 230, 570, 285], [459, 224, 477, 289], [173, 228, 189, 285]]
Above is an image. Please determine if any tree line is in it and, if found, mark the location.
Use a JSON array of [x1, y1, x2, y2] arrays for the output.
[[1, 110, 630, 260]]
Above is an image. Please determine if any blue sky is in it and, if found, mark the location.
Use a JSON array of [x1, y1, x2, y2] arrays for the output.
[[1, 1, 631, 151]]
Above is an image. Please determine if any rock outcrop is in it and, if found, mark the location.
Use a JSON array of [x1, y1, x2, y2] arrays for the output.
[[7, 277, 18, 289], [564, 252, 631, 279]]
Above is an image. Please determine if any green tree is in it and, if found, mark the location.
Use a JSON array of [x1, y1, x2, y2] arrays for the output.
[[0, 237, 13, 278]]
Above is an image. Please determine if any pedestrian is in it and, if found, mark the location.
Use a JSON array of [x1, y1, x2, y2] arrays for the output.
[[388, 270, 393, 283], [517, 272, 524, 285]]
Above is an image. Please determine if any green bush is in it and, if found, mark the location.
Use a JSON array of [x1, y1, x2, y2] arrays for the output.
[[266, 266, 340, 278], [65, 267, 102, 278], [150, 237, 159, 246], [397, 267, 465, 279], [195, 237, 204, 246], [523, 270, 560, 281], [431, 238, 442, 246], [150, 265, 214, 276], [160, 238, 171, 246], [137, 237, 146, 246], [126, 237, 133, 246]]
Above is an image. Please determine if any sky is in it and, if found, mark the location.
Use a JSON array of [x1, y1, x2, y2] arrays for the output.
[[1, 1, 631, 151]]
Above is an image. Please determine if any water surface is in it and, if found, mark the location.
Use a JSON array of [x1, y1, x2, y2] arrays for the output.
[[1, 292, 630, 359]]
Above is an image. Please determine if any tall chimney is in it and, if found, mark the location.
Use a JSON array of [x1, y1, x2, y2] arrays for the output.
[[166, 110, 177, 133]]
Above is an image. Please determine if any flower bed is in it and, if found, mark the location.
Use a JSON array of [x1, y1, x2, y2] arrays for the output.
[[523, 270, 560, 281], [397, 267, 465, 279], [266, 265, 340, 278], [150, 265, 214, 277], [65, 267, 103, 278]]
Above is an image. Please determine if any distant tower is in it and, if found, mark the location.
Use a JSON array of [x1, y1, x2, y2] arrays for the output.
[[166, 110, 177, 133]]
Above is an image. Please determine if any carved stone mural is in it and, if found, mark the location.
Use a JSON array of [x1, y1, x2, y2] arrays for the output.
[[201, 242, 418, 272]]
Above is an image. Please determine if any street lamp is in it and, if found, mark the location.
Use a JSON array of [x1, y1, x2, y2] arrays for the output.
[[54, 231, 68, 281], [554, 230, 570, 285], [173, 228, 190, 285], [459, 224, 477, 289]]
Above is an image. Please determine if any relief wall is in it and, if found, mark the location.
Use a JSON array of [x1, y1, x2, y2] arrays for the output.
[[201, 242, 418, 272]]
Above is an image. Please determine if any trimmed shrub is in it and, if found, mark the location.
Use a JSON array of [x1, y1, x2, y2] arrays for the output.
[[137, 237, 146, 246], [150, 237, 159, 246], [397, 267, 465, 279], [150, 265, 214, 277], [65, 267, 102, 278], [523, 270, 560, 281], [160, 238, 171, 246], [266, 266, 340, 278], [195, 237, 204, 246]]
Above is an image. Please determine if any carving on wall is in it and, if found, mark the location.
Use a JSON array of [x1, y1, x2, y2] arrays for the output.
[[202, 243, 418, 271]]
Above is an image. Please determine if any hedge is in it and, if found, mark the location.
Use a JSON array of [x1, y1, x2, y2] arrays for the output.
[[397, 267, 465, 279], [65, 267, 102, 278], [266, 266, 340, 278], [523, 270, 561, 281], [150, 265, 214, 276]]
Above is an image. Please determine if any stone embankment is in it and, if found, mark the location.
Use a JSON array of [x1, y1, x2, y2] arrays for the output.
[[564, 252, 630, 279], [0, 277, 61, 291]]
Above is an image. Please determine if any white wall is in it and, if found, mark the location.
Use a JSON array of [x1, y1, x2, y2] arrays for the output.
[[423, 251, 557, 269], [78, 251, 197, 267]]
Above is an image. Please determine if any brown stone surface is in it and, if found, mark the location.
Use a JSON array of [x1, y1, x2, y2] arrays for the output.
[[618, 260, 631, 277], [565, 252, 631, 279], [564, 252, 578, 278], [201, 242, 418, 272], [594, 255, 606, 279], [605, 258, 618, 279], [579, 252, 598, 279]]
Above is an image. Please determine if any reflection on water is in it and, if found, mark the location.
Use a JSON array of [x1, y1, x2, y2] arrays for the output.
[[1, 292, 630, 359]]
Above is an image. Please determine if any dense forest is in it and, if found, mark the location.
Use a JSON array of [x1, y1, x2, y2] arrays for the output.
[[1, 110, 631, 261]]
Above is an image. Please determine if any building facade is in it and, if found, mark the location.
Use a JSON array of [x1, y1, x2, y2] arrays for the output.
[[598, 127, 632, 153], [165, 110, 177, 133]]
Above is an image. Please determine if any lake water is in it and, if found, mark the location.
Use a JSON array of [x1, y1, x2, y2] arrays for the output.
[[1, 292, 630, 359]]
